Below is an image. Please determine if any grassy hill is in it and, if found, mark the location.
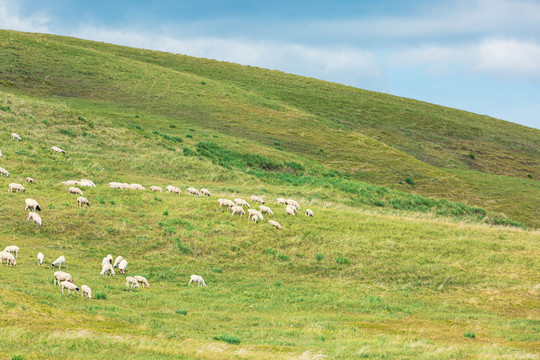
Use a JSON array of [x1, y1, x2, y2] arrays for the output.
[[0, 30, 539, 359]]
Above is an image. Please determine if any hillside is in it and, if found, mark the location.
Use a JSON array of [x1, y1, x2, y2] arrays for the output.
[[0, 30, 539, 359]]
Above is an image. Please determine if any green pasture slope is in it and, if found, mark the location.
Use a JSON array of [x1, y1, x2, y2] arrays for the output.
[[0, 30, 538, 359]]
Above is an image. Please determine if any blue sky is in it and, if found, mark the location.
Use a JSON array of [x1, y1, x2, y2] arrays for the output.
[[1, 0, 539, 129]]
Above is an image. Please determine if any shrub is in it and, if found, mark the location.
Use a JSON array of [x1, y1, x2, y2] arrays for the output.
[[491, 218, 524, 228], [469, 153, 475, 159], [528, 174, 533, 179], [284, 161, 305, 172], [213, 335, 240, 345], [274, 281, 282, 287], [0, 104, 11, 112], [405, 178, 415, 185], [274, 146, 283, 151], [109, 200, 115, 205], [154, 196, 162, 202], [274, 141, 280, 145], [213, 135, 218, 138], [196, 142, 282, 171], [186, 134, 193, 138], [183, 147, 196, 156]]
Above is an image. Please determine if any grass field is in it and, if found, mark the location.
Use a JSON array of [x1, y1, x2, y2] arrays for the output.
[[0, 30, 539, 359]]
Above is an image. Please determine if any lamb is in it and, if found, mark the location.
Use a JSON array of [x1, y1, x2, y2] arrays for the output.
[[285, 205, 297, 216], [60, 281, 79, 294], [247, 209, 264, 221], [219, 199, 235, 208], [81, 285, 92, 299], [113, 256, 123, 268], [118, 259, 128, 274], [51, 256, 66, 269], [126, 276, 140, 288], [150, 186, 163, 192], [100, 262, 115, 276], [187, 187, 200, 197], [51, 146, 66, 154], [26, 177, 34, 183], [286, 199, 301, 209], [188, 275, 206, 287], [54, 271, 73, 285], [4, 245, 19, 258], [0, 251, 16, 266], [268, 220, 282, 230], [134, 275, 150, 288], [250, 195, 265, 204], [25, 198, 41, 211], [277, 198, 287, 205], [251, 215, 258, 223], [166, 185, 181, 194], [200, 188, 211, 196], [77, 196, 90, 207], [37, 252, 44, 265], [63, 180, 81, 186], [8, 183, 25, 193], [80, 179, 96, 187], [234, 198, 250, 208], [259, 205, 273, 215], [68, 187, 83, 195], [0, 167, 9, 176], [231, 205, 245, 216], [131, 183, 145, 190], [109, 182, 123, 189], [27, 211, 42, 226], [305, 209, 314, 217], [11, 133, 21, 141]]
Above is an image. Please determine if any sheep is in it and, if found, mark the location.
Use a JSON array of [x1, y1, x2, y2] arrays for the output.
[[25, 198, 41, 211], [121, 183, 133, 190], [100, 262, 115, 276], [285, 205, 297, 216], [219, 199, 235, 208], [188, 275, 206, 287], [81, 285, 92, 299], [277, 198, 287, 205], [37, 252, 44, 265], [0, 167, 9, 176], [106, 254, 113, 263], [251, 215, 259, 223], [166, 185, 181, 194], [113, 256, 123, 268], [51, 256, 65, 269], [11, 133, 21, 141], [77, 196, 90, 207], [200, 188, 211, 196], [27, 211, 42, 226], [101, 257, 111, 267], [60, 281, 79, 294], [68, 187, 83, 195], [305, 209, 314, 217], [118, 259, 128, 274], [26, 177, 34, 183], [250, 195, 265, 204], [0, 149, 2, 157], [134, 275, 150, 288], [126, 276, 140, 288], [131, 183, 145, 190], [4, 245, 19, 258], [62, 180, 80, 186], [51, 146, 66, 154], [150, 186, 162, 192], [80, 179, 96, 187], [234, 198, 250, 208], [259, 205, 273, 215], [286, 199, 301, 209], [268, 220, 282, 230], [54, 271, 74, 285], [247, 209, 264, 221], [0, 251, 17, 266], [187, 187, 201, 197], [231, 205, 245, 216], [109, 182, 123, 189], [8, 183, 25, 193]]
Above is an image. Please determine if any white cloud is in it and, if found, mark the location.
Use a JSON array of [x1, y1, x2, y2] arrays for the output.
[[0, 0, 49, 33]]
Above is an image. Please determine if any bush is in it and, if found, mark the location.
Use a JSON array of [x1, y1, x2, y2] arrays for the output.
[[491, 218, 524, 228], [284, 161, 305, 172], [213, 335, 241, 345], [183, 147, 196, 156], [469, 153, 475, 159], [169, 124, 177, 128], [405, 177, 415, 185]]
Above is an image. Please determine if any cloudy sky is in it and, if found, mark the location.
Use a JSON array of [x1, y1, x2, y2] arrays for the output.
[[1, 0, 539, 129]]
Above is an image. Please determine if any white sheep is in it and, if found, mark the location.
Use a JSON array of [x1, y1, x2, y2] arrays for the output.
[[126, 276, 140, 288], [37, 252, 44, 265], [118, 259, 128, 274], [4, 245, 19, 258], [8, 183, 25, 193], [187, 187, 200, 197], [113, 256, 123, 268], [121, 183, 133, 190], [51, 146, 66, 154], [166, 185, 181, 194], [100, 262, 115, 276], [247, 209, 264, 221], [277, 198, 287, 205], [51, 256, 65, 269], [305, 209, 314, 217], [131, 183, 145, 190], [77, 196, 90, 207], [25, 198, 41, 211], [54, 271, 73, 285], [231, 205, 245, 216], [234, 198, 250, 208], [286, 199, 301, 209], [0, 149, 2, 157], [101, 257, 111, 267], [106, 254, 113, 263], [259, 205, 273, 215], [200, 188, 211, 196], [150, 186, 163, 192], [0, 167, 9, 176], [188, 274, 206, 287], [0, 251, 17, 266], [219, 199, 235, 208], [285, 205, 297, 216], [27, 211, 42, 226], [251, 215, 259, 223], [109, 182, 123, 189], [250, 195, 265, 204], [11, 133, 21, 141], [81, 285, 92, 299], [80, 179, 96, 187], [26, 177, 34, 183], [268, 220, 282, 230], [68, 187, 83, 195], [63, 180, 81, 186], [60, 281, 79, 294], [134, 275, 150, 288]]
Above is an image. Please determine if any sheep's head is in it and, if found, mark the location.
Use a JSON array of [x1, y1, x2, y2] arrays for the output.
[[12, 260, 17, 266]]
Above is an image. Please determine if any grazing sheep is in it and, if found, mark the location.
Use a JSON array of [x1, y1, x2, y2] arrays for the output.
[[250, 195, 265, 204], [150, 186, 162, 192], [54, 271, 74, 285], [251, 215, 259, 223], [60, 281, 79, 294], [68, 187, 83, 195], [109, 182, 123, 189], [77, 196, 90, 207], [126, 276, 140, 288], [4, 245, 19, 258], [80, 179, 96, 187], [63, 180, 81, 186], [11, 133, 21, 141], [51, 146, 66, 154], [305, 209, 314, 217], [26, 177, 34, 183], [200, 188, 211, 196], [37, 252, 44, 265], [100, 262, 115, 276], [134, 275, 150, 288], [166, 185, 181, 194], [121, 183, 133, 190], [285, 205, 297, 216], [81, 285, 92, 299], [101, 257, 111, 267], [231, 205, 246, 216], [51, 256, 66, 269], [106, 254, 113, 263], [131, 183, 145, 190], [219, 199, 235, 208], [27, 211, 42, 226], [0, 167, 9, 176], [259, 205, 273, 215], [0, 149, 2, 157], [277, 198, 287, 205], [268, 220, 282, 230], [248, 209, 264, 221], [25, 198, 41, 211], [188, 275, 206, 287], [234, 198, 250, 208], [286, 199, 301, 209], [118, 259, 128, 274], [187, 187, 201, 197], [0, 251, 17, 266], [113, 256, 123, 268], [8, 183, 25, 193]]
